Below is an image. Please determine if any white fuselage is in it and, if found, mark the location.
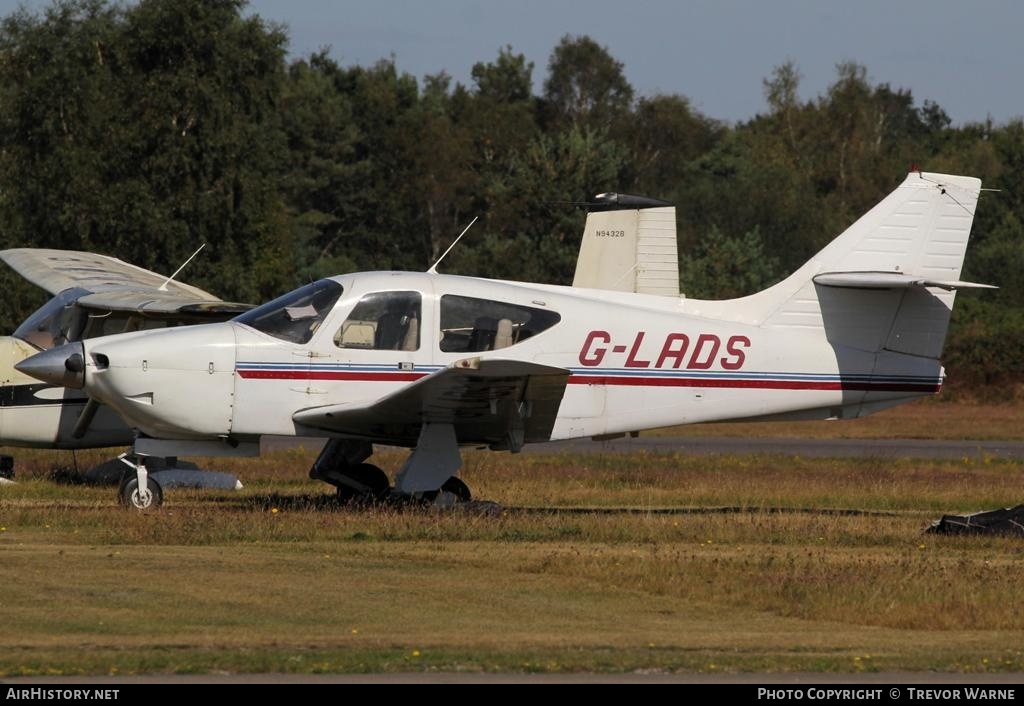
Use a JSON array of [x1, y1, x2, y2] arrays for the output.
[[77, 272, 942, 447]]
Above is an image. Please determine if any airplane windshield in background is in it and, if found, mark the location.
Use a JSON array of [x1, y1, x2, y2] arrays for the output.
[[14, 287, 90, 350], [439, 295, 561, 353], [234, 279, 344, 344]]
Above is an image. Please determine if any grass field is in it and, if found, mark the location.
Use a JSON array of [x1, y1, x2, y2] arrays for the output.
[[1, 401, 1023, 677], [659, 397, 1024, 440]]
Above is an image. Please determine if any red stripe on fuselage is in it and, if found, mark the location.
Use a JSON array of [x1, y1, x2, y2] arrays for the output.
[[237, 370, 427, 382], [235, 369, 939, 393], [567, 376, 940, 392]]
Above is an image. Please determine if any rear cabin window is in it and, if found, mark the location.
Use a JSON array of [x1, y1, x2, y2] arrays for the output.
[[439, 295, 560, 353], [234, 279, 344, 344], [334, 291, 421, 351]]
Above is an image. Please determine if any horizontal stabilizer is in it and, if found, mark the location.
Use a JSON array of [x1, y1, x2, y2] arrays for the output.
[[814, 271, 997, 291], [586, 193, 672, 212]]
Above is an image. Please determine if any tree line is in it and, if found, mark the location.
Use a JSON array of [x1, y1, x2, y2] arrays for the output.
[[0, 0, 1021, 395]]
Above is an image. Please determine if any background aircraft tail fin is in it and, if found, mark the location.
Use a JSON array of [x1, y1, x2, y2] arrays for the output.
[[572, 193, 678, 296]]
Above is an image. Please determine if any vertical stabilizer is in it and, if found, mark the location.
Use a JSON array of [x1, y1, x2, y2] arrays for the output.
[[767, 171, 982, 359], [686, 172, 986, 361]]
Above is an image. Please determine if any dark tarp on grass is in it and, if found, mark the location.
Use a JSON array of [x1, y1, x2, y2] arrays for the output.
[[926, 505, 1024, 537]]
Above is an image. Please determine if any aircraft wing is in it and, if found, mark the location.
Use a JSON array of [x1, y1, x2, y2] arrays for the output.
[[0, 248, 250, 315], [74, 291, 251, 315], [292, 358, 570, 449]]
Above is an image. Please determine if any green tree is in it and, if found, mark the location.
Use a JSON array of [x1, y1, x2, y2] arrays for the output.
[[763, 61, 805, 165], [325, 59, 429, 271], [472, 46, 533, 103], [680, 226, 782, 299], [542, 34, 633, 130], [447, 125, 628, 284], [412, 71, 476, 264], [0, 0, 121, 253], [623, 94, 723, 196], [0, 0, 291, 305], [116, 0, 291, 300], [278, 53, 366, 281], [466, 46, 538, 161]]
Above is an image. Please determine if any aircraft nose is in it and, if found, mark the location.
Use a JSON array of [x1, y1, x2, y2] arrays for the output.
[[15, 342, 86, 389]]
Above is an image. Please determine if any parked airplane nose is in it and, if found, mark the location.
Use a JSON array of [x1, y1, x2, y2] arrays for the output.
[[15, 342, 86, 389]]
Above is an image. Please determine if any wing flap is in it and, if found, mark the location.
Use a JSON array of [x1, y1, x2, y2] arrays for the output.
[[292, 358, 570, 447]]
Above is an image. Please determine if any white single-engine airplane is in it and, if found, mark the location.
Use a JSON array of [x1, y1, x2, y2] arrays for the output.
[[17, 171, 992, 509], [0, 194, 668, 485], [0, 249, 250, 448]]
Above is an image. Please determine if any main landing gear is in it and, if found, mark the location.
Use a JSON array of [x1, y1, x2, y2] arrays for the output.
[[311, 425, 473, 507], [332, 463, 390, 504]]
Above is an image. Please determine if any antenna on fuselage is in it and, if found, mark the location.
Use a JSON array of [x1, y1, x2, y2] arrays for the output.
[[427, 216, 478, 274], [158, 243, 206, 291]]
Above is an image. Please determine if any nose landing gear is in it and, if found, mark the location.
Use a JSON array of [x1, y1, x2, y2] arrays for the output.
[[117, 453, 163, 510]]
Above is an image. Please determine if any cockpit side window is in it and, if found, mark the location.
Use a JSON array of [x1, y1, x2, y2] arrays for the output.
[[439, 295, 560, 353], [335, 291, 421, 351], [79, 312, 170, 339], [234, 279, 344, 344]]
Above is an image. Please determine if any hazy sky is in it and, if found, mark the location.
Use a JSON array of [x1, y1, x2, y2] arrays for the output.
[[243, 0, 1021, 126], [4, 0, 1021, 125]]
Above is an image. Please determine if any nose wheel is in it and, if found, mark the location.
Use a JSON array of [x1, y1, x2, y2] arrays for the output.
[[118, 474, 163, 509], [117, 453, 163, 510]]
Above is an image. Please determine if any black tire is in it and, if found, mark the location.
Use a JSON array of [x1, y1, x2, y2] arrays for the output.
[[421, 475, 472, 505], [335, 463, 390, 504], [118, 475, 163, 510], [441, 476, 471, 502]]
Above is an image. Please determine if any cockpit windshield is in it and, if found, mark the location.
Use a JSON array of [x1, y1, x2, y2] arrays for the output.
[[13, 287, 90, 350], [233, 279, 344, 344]]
